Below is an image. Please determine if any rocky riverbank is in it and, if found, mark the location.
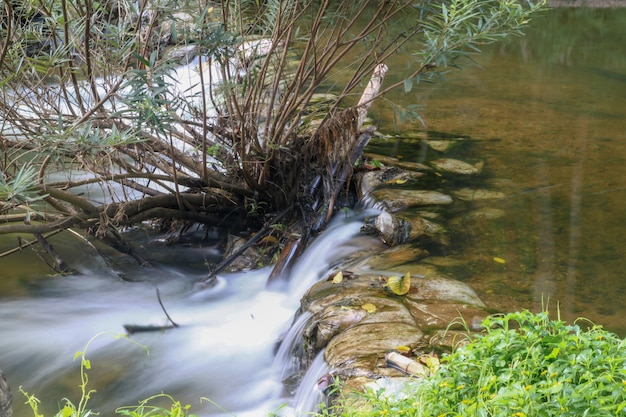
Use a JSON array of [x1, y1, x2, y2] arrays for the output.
[[283, 131, 513, 409]]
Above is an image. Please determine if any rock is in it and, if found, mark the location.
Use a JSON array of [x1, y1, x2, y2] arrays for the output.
[[370, 189, 453, 211], [402, 300, 489, 331], [429, 158, 483, 175], [408, 216, 450, 246], [374, 211, 412, 246], [357, 168, 423, 198], [324, 322, 425, 375], [360, 245, 430, 270], [427, 140, 457, 152], [448, 207, 506, 232], [363, 153, 431, 172], [403, 274, 486, 306], [451, 188, 506, 201], [0, 369, 11, 417]]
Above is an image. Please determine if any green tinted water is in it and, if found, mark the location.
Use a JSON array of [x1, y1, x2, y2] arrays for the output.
[[371, 7, 626, 334]]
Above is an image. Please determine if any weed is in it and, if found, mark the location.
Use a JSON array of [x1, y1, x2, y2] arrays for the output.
[[325, 310, 626, 416]]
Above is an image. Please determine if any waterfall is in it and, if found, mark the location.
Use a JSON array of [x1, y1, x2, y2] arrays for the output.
[[0, 209, 376, 417]]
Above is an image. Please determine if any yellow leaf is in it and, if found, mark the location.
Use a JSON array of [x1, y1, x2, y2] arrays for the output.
[[396, 345, 411, 353], [385, 178, 408, 185], [332, 271, 343, 284], [493, 257, 506, 264], [387, 272, 411, 295], [418, 355, 440, 372], [361, 303, 377, 313]]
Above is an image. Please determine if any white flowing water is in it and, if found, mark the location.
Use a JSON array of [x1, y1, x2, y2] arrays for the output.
[[0, 209, 379, 417]]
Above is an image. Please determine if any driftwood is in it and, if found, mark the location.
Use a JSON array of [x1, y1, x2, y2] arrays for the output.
[[385, 352, 430, 378], [266, 65, 388, 284]]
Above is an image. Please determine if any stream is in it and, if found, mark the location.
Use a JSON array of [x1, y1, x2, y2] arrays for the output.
[[1, 5, 626, 417], [0, 210, 378, 417]]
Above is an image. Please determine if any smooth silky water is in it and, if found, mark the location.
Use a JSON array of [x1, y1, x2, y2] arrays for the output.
[[0, 210, 377, 417], [1, 5, 625, 417]]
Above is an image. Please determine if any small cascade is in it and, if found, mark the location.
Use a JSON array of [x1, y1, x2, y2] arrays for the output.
[[0, 209, 377, 417], [272, 311, 313, 384], [286, 350, 331, 416]]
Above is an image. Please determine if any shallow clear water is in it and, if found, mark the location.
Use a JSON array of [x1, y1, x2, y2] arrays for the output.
[[370, 7, 626, 335]]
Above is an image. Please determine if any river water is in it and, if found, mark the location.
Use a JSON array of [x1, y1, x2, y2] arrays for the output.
[[370, 6, 626, 335], [1, 5, 625, 417]]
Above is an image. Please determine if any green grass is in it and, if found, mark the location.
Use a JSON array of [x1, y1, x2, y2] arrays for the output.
[[323, 310, 626, 417]]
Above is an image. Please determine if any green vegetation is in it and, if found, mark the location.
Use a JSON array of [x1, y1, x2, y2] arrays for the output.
[[0, 0, 545, 274], [20, 334, 197, 417], [19, 312, 626, 417], [323, 310, 626, 417]]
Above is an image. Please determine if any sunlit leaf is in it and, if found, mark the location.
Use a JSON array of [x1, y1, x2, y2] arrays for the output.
[[385, 178, 408, 185], [387, 272, 411, 295], [361, 303, 377, 313], [419, 355, 440, 372], [332, 271, 343, 284]]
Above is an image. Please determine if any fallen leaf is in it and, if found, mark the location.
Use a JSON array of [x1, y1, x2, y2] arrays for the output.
[[396, 345, 411, 353], [418, 355, 440, 373], [332, 271, 343, 284], [361, 303, 377, 313], [387, 272, 411, 295], [493, 257, 506, 264], [385, 178, 408, 185]]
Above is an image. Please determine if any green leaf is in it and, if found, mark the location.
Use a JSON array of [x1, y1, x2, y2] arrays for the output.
[[388, 272, 411, 295]]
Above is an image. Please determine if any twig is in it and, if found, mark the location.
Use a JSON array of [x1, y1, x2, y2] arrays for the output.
[[156, 287, 179, 328], [198, 205, 292, 285], [0, 229, 65, 258]]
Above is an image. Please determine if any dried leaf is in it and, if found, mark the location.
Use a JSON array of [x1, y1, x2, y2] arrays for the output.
[[332, 271, 343, 284], [418, 355, 440, 373], [387, 272, 411, 295]]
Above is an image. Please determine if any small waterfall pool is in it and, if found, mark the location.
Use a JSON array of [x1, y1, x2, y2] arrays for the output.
[[0, 209, 379, 417]]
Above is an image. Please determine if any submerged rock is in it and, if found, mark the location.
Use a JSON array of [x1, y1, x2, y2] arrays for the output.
[[429, 158, 483, 175], [452, 188, 506, 201]]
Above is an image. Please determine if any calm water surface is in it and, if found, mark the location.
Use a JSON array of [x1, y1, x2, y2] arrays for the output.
[[372, 7, 626, 334]]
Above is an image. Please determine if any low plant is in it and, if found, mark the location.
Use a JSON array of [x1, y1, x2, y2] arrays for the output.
[[20, 333, 197, 417], [325, 310, 626, 416]]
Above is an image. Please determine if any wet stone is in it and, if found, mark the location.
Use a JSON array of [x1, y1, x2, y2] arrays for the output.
[[402, 300, 489, 332], [363, 153, 431, 172], [359, 245, 430, 270], [374, 211, 412, 246], [370, 189, 453, 211], [324, 322, 425, 371], [429, 158, 483, 175], [452, 188, 506, 201], [358, 168, 424, 198]]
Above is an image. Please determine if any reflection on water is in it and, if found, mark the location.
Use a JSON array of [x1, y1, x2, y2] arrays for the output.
[[372, 7, 626, 334]]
